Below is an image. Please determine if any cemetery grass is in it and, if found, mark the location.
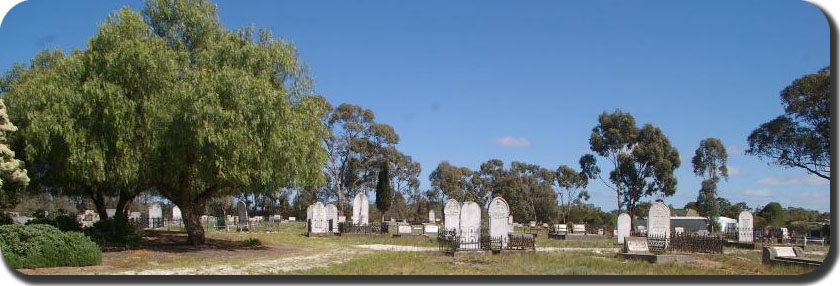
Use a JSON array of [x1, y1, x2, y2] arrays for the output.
[[13, 223, 823, 275]]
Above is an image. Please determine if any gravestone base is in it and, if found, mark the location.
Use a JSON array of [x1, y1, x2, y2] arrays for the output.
[[724, 240, 756, 249], [619, 253, 694, 264], [306, 232, 335, 237], [449, 249, 535, 257], [548, 233, 566, 240], [563, 233, 607, 241]]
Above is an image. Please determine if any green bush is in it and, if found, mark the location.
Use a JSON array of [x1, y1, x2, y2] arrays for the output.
[[0, 224, 101, 268], [84, 217, 142, 249], [241, 237, 262, 247], [26, 212, 82, 232]]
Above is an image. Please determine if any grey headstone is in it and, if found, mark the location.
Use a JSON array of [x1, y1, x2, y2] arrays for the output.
[[428, 209, 435, 222]]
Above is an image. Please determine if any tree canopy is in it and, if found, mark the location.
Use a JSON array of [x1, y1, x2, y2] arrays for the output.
[[0, 99, 29, 209], [3, 0, 331, 244], [747, 67, 830, 180], [691, 138, 728, 231]]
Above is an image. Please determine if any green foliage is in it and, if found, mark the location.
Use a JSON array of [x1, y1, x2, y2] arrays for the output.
[[564, 204, 615, 227], [83, 217, 142, 249], [585, 110, 680, 216], [0, 99, 29, 209], [25, 212, 82, 232], [554, 164, 590, 223], [747, 67, 830, 180], [375, 162, 393, 220], [241, 237, 262, 247], [0, 212, 12, 226], [0, 224, 101, 268], [758, 202, 787, 227], [3, 0, 332, 245], [692, 138, 728, 231]]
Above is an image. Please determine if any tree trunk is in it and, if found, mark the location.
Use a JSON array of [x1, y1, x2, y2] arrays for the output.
[[115, 192, 136, 221], [89, 191, 108, 220], [180, 201, 206, 245]]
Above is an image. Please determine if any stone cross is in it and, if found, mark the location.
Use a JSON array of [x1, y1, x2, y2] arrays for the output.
[[444, 199, 461, 233]]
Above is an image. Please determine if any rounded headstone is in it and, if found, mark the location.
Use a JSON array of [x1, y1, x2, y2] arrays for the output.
[[616, 213, 631, 244], [444, 199, 461, 233], [488, 197, 511, 247], [738, 211, 754, 242], [459, 201, 481, 247]]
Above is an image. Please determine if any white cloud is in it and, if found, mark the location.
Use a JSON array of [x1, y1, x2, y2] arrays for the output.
[[491, 136, 531, 147], [742, 189, 773, 198], [727, 165, 742, 176], [757, 174, 828, 186]]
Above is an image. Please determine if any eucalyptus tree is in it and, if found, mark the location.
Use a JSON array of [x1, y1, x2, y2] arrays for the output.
[[384, 147, 421, 217], [429, 161, 478, 203], [324, 103, 399, 213], [747, 67, 830, 180], [0, 99, 29, 209], [584, 110, 639, 211], [691, 138, 729, 231], [616, 124, 681, 220], [554, 165, 590, 223], [507, 162, 557, 223]]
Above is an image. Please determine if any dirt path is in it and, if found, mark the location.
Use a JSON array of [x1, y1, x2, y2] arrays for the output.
[[114, 247, 370, 275], [354, 244, 619, 254]]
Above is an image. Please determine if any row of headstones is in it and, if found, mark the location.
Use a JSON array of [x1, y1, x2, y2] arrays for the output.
[[306, 202, 343, 234], [443, 197, 513, 248], [615, 202, 755, 244]]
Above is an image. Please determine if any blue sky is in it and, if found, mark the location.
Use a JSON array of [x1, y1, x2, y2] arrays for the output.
[[0, 0, 830, 212]]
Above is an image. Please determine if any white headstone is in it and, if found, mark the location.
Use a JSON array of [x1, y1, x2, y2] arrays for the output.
[[624, 236, 650, 254], [647, 202, 671, 242], [325, 204, 338, 233], [488, 197, 511, 247], [338, 216, 346, 223], [172, 206, 182, 221], [106, 209, 116, 218], [459, 201, 481, 248], [773, 246, 797, 257], [444, 199, 461, 233], [617, 213, 631, 244], [428, 209, 436, 222], [674, 227, 685, 235], [738, 211, 754, 243], [573, 224, 586, 233], [288, 216, 296, 222], [310, 202, 328, 233], [398, 225, 412, 234], [555, 224, 568, 233], [424, 223, 439, 235], [149, 203, 163, 228], [352, 193, 370, 226]]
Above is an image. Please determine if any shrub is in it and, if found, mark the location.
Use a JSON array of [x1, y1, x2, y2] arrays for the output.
[[0, 212, 12, 226], [84, 217, 142, 249], [241, 237, 262, 247], [0, 224, 101, 268], [26, 212, 82, 232]]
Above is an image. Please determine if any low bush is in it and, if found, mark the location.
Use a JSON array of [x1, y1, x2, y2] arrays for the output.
[[241, 237, 262, 247], [0, 224, 101, 268], [84, 217, 142, 249], [26, 212, 82, 232]]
